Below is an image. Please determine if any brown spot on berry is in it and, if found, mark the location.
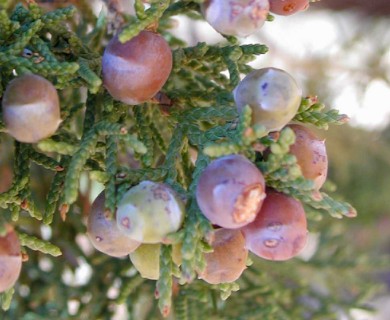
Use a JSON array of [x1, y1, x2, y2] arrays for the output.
[[151, 184, 170, 201], [283, 3, 296, 12], [264, 238, 280, 248], [162, 305, 171, 318], [233, 184, 265, 224], [121, 217, 131, 229]]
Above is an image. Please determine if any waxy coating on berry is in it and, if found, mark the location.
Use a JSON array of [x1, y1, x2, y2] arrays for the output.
[[102, 30, 172, 105], [0, 226, 22, 293], [234, 68, 302, 132], [2, 74, 61, 143], [87, 191, 140, 257], [269, 0, 309, 16], [198, 228, 248, 284], [116, 181, 185, 243], [130, 243, 182, 280], [196, 154, 266, 229], [202, 0, 269, 37], [242, 191, 308, 261], [288, 124, 328, 191]]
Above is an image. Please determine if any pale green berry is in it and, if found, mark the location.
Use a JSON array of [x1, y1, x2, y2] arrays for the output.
[[116, 181, 185, 243], [130, 243, 182, 280], [234, 68, 302, 132]]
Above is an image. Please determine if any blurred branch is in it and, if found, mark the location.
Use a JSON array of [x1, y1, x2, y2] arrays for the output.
[[315, 0, 390, 16]]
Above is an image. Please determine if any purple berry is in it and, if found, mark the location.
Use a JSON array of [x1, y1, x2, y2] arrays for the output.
[[242, 191, 308, 261], [87, 191, 140, 257], [196, 154, 266, 229], [202, 0, 269, 37]]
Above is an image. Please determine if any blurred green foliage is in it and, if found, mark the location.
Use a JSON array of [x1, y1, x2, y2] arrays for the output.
[[325, 125, 390, 225]]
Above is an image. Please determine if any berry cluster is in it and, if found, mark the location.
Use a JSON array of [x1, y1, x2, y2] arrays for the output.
[[86, 62, 328, 285], [0, 1, 354, 317], [194, 119, 327, 281]]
